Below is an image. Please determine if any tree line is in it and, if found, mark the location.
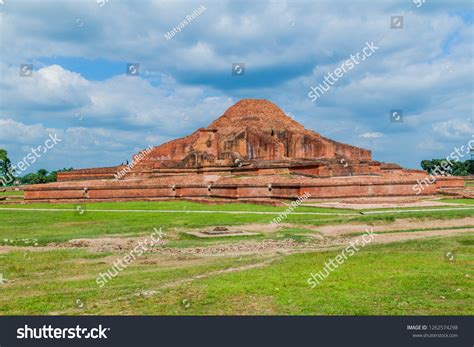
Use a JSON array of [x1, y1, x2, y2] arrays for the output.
[[420, 159, 474, 176], [1, 149, 73, 185]]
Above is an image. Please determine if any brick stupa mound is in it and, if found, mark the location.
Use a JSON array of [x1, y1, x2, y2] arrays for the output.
[[24, 99, 464, 203]]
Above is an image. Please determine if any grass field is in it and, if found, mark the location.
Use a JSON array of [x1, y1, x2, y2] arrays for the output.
[[0, 190, 24, 196], [0, 200, 473, 245], [0, 200, 473, 315]]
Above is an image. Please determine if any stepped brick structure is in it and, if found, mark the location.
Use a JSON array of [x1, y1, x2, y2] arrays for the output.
[[24, 99, 464, 203]]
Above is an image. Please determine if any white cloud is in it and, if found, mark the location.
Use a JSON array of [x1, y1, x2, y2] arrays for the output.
[[0, 63, 90, 114], [0, 118, 57, 144], [432, 119, 474, 139], [359, 132, 383, 138]]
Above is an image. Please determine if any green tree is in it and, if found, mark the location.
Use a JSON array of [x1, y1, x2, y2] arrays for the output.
[[0, 149, 15, 186], [421, 159, 473, 176], [20, 167, 74, 185], [48, 167, 74, 182]]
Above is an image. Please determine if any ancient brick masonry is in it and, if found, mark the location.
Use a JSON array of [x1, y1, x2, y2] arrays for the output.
[[128, 99, 371, 173], [26, 99, 464, 202]]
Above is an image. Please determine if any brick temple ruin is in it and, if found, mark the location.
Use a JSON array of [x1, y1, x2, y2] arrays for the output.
[[24, 99, 464, 203]]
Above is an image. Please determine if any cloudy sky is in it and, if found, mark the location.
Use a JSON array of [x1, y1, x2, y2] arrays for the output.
[[0, 0, 472, 173]]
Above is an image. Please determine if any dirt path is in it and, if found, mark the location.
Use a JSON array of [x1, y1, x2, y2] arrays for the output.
[[136, 257, 278, 297], [312, 217, 474, 236], [143, 228, 474, 256], [364, 228, 474, 245], [2, 227, 472, 257], [309, 200, 464, 210], [1, 218, 473, 257]]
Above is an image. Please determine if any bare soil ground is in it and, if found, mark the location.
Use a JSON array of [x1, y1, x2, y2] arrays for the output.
[[312, 217, 474, 236], [184, 230, 259, 238], [305, 200, 463, 210], [361, 228, 474, 244], [1, 218, 472, 257], [150, 228, 473, 256]]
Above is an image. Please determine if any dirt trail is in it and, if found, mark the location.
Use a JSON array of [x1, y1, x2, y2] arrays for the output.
[[145, 228, 474, 256], [136, 257, 278, 297], [366, 228, 474, 244], [2, 228, 471, 257], [313, 217, 474, 236], [309, 200, 463, 210], [1, 219, 472, 256]]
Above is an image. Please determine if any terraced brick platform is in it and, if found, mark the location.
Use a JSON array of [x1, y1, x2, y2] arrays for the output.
[[24, 99, 465, 203]]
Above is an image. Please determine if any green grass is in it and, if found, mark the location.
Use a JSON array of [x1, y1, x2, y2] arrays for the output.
[[0, 200, 473, 315], [440, 198, 474, 205], [0, 200, 472, 245], [0, 190, 24, 196], [0, 249, 263, 315], [177, 235, 473, 315], [0, 200, 354, 213], [0, 201, 345, 245], [0, 234, 472, 315]]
